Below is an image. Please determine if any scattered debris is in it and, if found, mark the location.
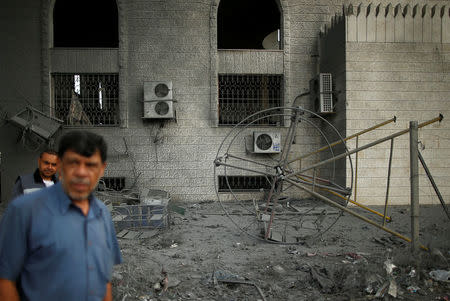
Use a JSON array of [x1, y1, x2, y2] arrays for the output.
[[310, 266, 334, 293], [407, 285, 420, 293], [97, 203, 450, 300], [168, 203, 185, 215], [216, 278, 267, 301], [116, 229, 158, 239], [384, 258, 397, 275], [429, 270, 450, 282], [68, 91, 91, 125], [387, 278, 398, 298]]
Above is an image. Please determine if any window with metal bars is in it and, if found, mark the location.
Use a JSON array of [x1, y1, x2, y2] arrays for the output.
[[52, 73, 119, 126], [218, 175, 272, 192], [98, 177, 125, 191], [218, 74, 283, 126]]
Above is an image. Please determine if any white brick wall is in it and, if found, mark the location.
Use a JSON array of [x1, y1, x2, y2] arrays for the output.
[[1, 0, 449, 204], [320, 2, 450, 205]]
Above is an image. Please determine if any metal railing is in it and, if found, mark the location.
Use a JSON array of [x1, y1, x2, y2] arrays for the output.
[[52, 73, 119, 126], [218, 74, 283, 126]]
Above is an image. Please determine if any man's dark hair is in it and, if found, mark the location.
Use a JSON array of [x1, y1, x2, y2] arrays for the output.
[[40, 149, 58, 158], [58, 131, 107, 162]]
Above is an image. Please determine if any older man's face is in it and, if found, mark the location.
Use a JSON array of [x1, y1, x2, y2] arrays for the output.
[[59, 150, 106, 202], [38, 152, 58, 181]]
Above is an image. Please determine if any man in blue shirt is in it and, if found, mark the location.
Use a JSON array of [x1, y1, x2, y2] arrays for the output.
[[0, 130, 122, 301]]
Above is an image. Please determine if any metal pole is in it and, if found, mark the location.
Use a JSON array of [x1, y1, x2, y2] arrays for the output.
[[287, 116, 397, 164], [354, 135, 359, 203], [410, 121, 420, 254], [383, 139, 394, 226], [284, 177, 428, 250], [418, 151, 450, 220], [286, 115, 443, 179]]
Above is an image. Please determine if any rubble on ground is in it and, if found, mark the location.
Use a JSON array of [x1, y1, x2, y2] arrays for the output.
[[107, 201, 449, 301]]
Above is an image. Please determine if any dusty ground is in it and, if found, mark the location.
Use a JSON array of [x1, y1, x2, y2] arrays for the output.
[[110, 201, 450, 301]]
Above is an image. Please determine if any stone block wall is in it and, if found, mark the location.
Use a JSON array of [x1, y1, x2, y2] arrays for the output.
[[1, 0, 448, 204], [320, 2, 450, 205]]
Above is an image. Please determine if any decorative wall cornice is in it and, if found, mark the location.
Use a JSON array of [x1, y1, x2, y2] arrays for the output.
[[321, 3, 449, 43]]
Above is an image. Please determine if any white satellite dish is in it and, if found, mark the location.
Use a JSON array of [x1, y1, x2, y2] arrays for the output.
[[262, 29, 280, 50]]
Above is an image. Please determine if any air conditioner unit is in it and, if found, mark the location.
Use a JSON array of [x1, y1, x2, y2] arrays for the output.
[[310, 73, 333, 113], [253, 132, 281, 153], [143, 100, 174, 119], [143, 81, 174, 119], [144, 81, 172, 101]]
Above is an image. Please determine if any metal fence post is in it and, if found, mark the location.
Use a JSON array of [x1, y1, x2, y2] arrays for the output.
[[410, 121, 419, 254]]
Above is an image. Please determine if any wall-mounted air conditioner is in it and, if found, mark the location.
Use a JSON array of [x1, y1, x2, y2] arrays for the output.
[[143, 81, 174, 119], [310, 73, 333, 113], [143, 101, 174, 119], [253, 132, 281, 153], [144, 81, 173, 101]]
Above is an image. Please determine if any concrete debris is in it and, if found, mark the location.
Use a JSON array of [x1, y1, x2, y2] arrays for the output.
[[387, 278, 398, 298], [429, 270, 450, 282], [365, 273, 384, 294], [272, 265, 286, 275], [375, 281, 390, 298], [375, 279, 399, 298], [101, 204, 450, 300], [384, 259, 397, 275], [407, 285, 420, 293], [310, 266, 334, 293]]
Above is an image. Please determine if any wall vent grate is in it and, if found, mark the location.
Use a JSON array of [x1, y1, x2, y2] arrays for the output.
[[218, 175, 272, 192]]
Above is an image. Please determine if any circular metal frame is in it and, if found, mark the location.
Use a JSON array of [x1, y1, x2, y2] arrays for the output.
[[214, 106, 354, 244]]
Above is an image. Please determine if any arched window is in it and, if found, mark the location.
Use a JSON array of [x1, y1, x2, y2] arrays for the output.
[[53, 0, 118, 47], [218, 0, 281, 49]]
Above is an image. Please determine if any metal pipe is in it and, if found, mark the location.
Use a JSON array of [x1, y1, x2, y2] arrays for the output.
[[286, 115, 443, 180], [295, 174, 391, 221], [383, 139, 394, 226], [326, 189, 392, 222], [214, 161, 275, 177], [284, 178, 428, 251], [217, 279, 267, 301], [287, 116, 397, 164], [410, 121, 420, 254], [292, 177, 350, 195], [418, 151, 450, 220], [226, 153, 275, 169], [280, 111, 300, 168], [354, 136, 359, 203], [265, 184, 280, 240]]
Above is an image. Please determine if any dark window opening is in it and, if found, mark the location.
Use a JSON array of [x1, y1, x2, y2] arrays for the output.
[[52, 73, 119, 126], [218, 175, 273, 192], [53, 0, 118, 47], [98, 177, 125, 191], [218, 74, 283, 125], [218, 0, 281, 49]]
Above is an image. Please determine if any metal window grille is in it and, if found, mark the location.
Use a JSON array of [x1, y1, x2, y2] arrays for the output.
[[98, 177, 125, 191], [52, 73, 119, 126], [218, 175, 272, 192], [218, 74, 283, 126]]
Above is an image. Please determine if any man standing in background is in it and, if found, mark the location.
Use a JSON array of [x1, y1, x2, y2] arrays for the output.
[[11, 149, 58, 199]]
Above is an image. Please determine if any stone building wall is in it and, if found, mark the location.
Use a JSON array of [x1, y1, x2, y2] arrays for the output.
[[320, 2, 450, 205], [0, 0, 448, 205]]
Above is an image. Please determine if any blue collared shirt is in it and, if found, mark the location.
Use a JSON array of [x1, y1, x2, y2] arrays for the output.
[[0, 182, 123, 301]]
